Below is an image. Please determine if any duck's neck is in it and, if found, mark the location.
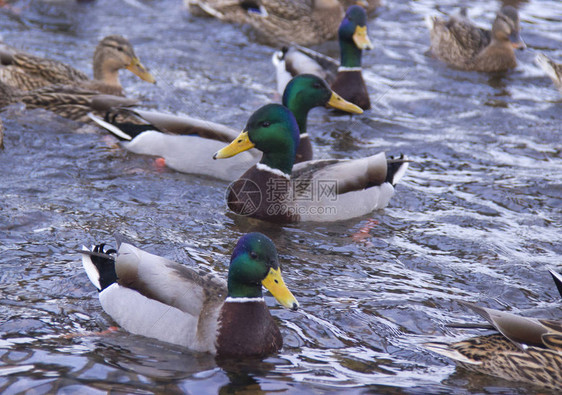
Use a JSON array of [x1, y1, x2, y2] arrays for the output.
[[93, 56, 121, 87], [227, 283, 263, 299], [340, 39, 362, 69], [285, 100, 310, 136], [261, 152, 294, 177]]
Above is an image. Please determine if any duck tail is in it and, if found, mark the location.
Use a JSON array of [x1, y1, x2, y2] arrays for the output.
[[88, 111, 155, 141], [386, 154, 410, 186], [80, 244, 118, 292], [536, 54, 560, 85], [423, 342, 481, 365], [424, 15, 436, 30], [550, 270, 562, 298]]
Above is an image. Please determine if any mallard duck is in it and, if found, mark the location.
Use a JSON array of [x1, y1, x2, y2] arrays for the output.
[[189, 0, 344, 46], [425, 275, 562, 391], [426, 6, 526, 72], [273, 5, 373, 110], [88, 74, 362, 180], [0, 80, 139, 123], [81, 233, 298, 358], [0, 35, 155, 95], [213, 103, 409, 223], [536, 54, 562, 93]]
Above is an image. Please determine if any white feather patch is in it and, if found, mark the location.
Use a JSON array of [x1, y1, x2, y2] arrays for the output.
[[81, 246, 102, 291], [87, 112, 133, 141], [424, 15, 436, 30], [256, 163, 290, 180], [391, 159, 409, 185], [338, 66, 362, 72], [224, 297, 265, 303]]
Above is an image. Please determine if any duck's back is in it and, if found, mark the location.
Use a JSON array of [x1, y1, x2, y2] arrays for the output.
[[0, 52, 89, 91], [429, 15, 491, 69], [246, 0, 343, 46]]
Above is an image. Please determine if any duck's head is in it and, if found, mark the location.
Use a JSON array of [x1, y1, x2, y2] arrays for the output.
[[214, 104, 299, 175], [339, 5, 373, 51], [283, 74, 363, 121], [93, 35, 156, 84], [492, 6, 525, 50], [228, 233, 299, 311]]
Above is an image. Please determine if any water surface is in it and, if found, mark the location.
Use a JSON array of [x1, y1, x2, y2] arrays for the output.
[[0, 0, 561, 393]]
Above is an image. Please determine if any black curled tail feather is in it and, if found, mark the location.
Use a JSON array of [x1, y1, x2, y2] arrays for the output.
[[385, 154, 410, 186], [87, 243, 118, 291], [102, 109, 155, 141], [550, 271, 562, 299]]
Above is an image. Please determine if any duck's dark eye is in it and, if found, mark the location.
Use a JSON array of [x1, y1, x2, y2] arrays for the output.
[[250, 251, 258, 259], [261, 121, 271, 128], [313, 82, 322, 89], [117, 46, 125, 52]]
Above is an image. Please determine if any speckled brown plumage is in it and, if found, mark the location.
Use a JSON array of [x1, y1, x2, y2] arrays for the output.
[[444, 333, 562, 391], [0, 35, 153, 95], [425, 301, 562, 391], [0, 81, 138, 123], [428, 6, 524, 72], [249, 0, 343, 45], [536, 54, 562, 93], [216, 301, 282, 358], [190, 0, 344, 46]]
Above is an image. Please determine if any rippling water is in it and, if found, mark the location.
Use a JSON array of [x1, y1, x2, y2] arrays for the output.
[[1, 0, 561, 393]]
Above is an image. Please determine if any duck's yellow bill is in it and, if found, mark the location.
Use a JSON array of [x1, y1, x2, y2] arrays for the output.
[[127, 57, 156, 84], [353, 26, 373, 50], [262, 267, 299, 311], [213, 130, 255, 159], [327, 91, 363, 114]]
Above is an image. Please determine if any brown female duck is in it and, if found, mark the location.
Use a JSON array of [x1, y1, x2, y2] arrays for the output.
[[0, 81, 137, 123], [0, 35, 155, 95], [188, 0, 344, 46], [425, 272, 562, 391], [427, 6, 525, 72]]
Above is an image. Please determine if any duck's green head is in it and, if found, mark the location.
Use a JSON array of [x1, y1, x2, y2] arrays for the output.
[[283, 74, 363, 134], [228, 233, 299, 311], [339, 5, 373, 67], [493, 6, 525, 50], [213, 104, 299, 175]]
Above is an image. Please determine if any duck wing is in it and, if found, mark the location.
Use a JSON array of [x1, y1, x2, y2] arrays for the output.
[[114, 241, 227, 317], [445, 16, 491, 57], [127, 108, 241, 142], [7, 52, 89, 88], [292, 152, 400, 195], [460, 301, 562, 349]]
